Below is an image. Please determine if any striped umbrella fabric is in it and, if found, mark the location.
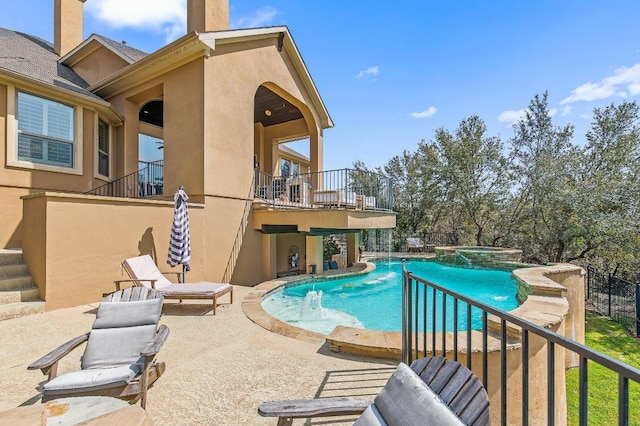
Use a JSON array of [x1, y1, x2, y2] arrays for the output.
[[167, 185, 191, 277]]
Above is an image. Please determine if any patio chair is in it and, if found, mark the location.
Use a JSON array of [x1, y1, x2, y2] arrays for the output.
[[259, 356, 491, 425], [28, 287, 169, 409], [117, 254, 233, 315], [406, 237, 425, 252]]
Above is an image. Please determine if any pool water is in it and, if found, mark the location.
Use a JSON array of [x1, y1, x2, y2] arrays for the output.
[[261, 259, 519, 335]]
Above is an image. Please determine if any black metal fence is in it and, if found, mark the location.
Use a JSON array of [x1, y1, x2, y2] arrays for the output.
[[85, 160, 164, 198], [402, 261, 640, 425], [254, 168, 393, 211], [585, 266, 639, 337]]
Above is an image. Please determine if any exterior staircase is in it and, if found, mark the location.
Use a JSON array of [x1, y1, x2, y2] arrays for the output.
[[0, 249, 45, 321]]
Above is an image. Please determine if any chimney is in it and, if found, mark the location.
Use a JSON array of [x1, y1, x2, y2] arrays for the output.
[[54, 0, 86, 56], [187, 0, 229, 33]]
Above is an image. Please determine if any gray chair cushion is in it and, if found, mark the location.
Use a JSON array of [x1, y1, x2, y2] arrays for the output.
[[43, 364, 142, 396], [81, 299, 162, 370], [353, 404, 387, 426], [370, 363, 464, 426]]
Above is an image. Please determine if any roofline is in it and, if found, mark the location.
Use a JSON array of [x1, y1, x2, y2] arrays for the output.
[[0, 70, 124, 125], [278, 144, 310, 163], [201, 26, 333, 129], [59, 34, 139, 67], [91, 27, 333, 129], [89, 31, 205, 97]]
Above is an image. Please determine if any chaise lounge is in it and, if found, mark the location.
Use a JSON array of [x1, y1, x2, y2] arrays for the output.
[[116, 254, 233, 315]]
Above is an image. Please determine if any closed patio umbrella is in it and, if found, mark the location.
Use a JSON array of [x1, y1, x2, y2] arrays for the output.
[[167, 185, 191, 280]]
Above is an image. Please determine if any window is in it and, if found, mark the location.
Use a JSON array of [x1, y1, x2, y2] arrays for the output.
[[280, 158, 291, 177], [292, 162, 299, 176], [98, 119, 109, 177], [17, 92, 74, 168]]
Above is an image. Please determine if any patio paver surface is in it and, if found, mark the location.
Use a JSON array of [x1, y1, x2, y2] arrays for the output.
[[0, 285, 394, 425]]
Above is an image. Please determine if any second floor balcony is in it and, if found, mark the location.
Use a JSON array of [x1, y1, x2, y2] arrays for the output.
[[253, 168, 393, 212]]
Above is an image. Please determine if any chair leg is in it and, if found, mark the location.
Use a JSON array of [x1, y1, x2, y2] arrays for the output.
[[277, 417, 293, 426], [140, 361, 151, 409], [212, 296, 216, 315]]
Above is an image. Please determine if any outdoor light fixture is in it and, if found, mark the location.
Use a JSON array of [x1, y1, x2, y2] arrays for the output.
[[265, 109, 272, 116]]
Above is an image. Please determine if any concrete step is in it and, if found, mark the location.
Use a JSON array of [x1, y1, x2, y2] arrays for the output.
[[0, 263, 29, 278], [0, 275, 33, 291], [0, 287, 41, 305], [0, 249, 23, 266], [0, 301, 45, 321]]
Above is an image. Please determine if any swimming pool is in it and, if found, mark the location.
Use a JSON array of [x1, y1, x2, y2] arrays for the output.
[[261, 259, 518, 335]]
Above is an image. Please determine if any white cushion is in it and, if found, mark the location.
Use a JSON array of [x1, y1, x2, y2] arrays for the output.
[[43, 364, 141, 395], [123, 255, 174, 289], [159, 282, 231, 297]]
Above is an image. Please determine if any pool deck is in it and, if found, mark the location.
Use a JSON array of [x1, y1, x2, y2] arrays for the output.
[[0, 285, 396, 425]]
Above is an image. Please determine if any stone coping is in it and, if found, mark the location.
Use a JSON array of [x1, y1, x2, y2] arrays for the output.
[[242, 259, 582, 360]]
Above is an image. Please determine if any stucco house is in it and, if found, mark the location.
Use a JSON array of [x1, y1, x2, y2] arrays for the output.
[[0, 0, 395, 313]]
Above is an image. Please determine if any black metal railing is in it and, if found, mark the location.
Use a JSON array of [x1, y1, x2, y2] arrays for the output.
[[402, 261, 640, 425], [253, 168, 393, 211], [85, 160, 164, 198], [586, 266, 640, 336]]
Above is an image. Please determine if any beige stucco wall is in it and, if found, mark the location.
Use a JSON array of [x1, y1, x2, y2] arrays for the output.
[[68, 44, 131, 86], [0, 82, 113, 248], [22, 192, 206, 310], [276, 233, 307, 274]]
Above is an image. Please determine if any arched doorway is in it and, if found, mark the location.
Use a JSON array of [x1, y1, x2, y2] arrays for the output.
[[138, 99, 164, 197]]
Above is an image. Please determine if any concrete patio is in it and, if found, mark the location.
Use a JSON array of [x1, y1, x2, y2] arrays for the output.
[[0, 285, 394, 425]]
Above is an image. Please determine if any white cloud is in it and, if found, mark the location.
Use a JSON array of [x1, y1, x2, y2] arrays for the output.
[[579, 113, 592, 119], [560, 105, 572, 116], [561, 63, 640, 104], [85, 0, 186, 43], [231, 7, 278, 28], [356, 66, 379, 79], [549, 107, 558, 117], [410, 106, 437, 118], [497, 109, 526, 127]]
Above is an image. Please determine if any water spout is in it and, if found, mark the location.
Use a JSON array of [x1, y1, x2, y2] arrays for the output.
[[459, 254, 472, 266], [300, 290, 324, 320]]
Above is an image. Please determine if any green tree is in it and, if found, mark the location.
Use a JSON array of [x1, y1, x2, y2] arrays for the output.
[[574, 101, 640, 275], [435, 116, 511, 245], [509, 92, 577, 263]]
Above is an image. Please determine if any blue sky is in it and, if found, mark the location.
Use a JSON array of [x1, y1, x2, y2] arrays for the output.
[[2, 0, 640, 170]]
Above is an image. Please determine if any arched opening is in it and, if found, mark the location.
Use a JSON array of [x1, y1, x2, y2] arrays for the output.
[[138, 99, 164, 196]]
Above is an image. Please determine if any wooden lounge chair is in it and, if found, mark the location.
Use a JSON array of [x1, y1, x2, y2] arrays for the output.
[[116, 254, 233, 315], [259, 357, 491, 425], [28, 287, 169, 409]]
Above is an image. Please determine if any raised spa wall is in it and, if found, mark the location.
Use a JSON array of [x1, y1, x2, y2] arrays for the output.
[[242, 249, 585, 426]]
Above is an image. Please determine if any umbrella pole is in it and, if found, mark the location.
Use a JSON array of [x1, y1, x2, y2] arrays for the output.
[[182, 264, 187, 283]]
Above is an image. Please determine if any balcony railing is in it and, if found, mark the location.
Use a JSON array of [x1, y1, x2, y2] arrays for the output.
[[402, 261, 640, 425], [254, 168, 393, 211], [85, 160, 164, 198]]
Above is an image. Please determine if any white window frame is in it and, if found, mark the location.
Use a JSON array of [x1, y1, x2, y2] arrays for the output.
[[6, 85, 83, 175], [95, 117, 111, 180]]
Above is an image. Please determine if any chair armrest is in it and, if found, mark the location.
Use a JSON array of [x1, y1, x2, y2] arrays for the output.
[[258, 397, 370, 419], [161, 271, 183, 283], [113, 279, 157, 290], [28, 333, 90, 372], [141, 325, 170, 357]]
